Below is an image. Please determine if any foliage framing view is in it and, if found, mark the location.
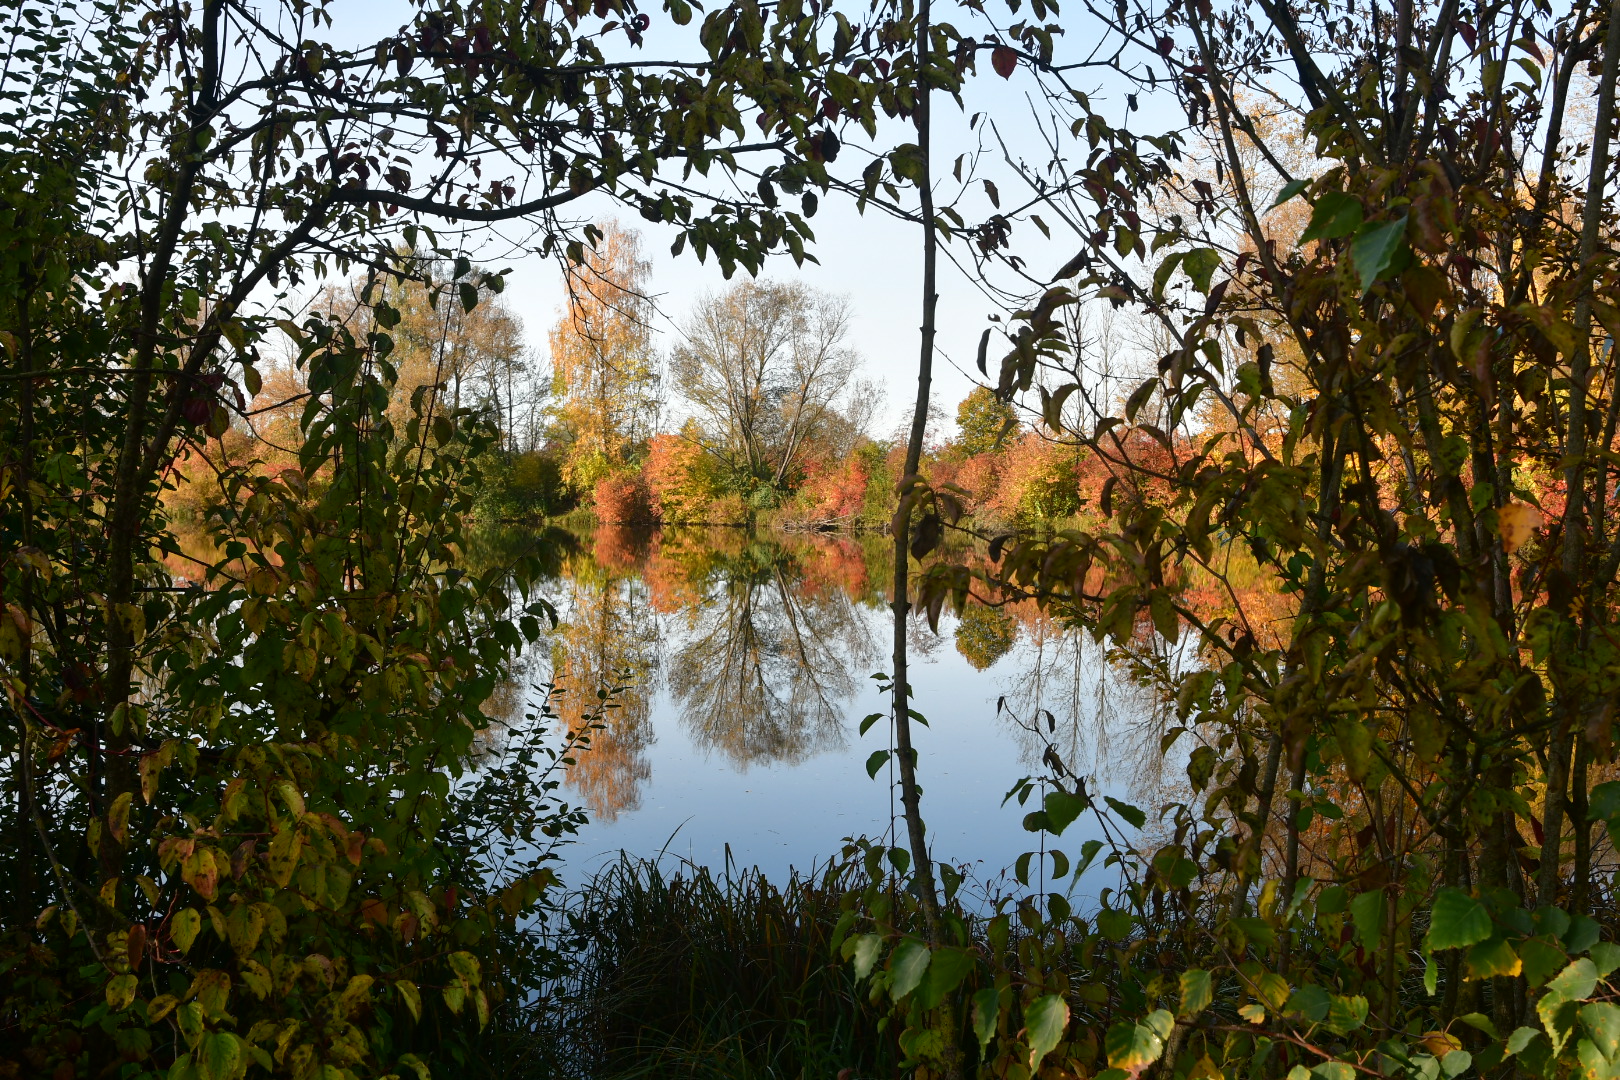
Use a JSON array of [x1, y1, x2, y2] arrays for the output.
[[5, 0, 1620, 1079]]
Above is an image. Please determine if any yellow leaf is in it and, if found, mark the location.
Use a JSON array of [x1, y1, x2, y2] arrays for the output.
[[397, 979, 422, 1021], [106, 973, 138, 1011], [1498, 502, 1543, 554], [108, 791, 133, 846]]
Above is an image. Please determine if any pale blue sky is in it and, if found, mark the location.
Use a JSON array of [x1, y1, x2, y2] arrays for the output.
[[321, 0, 1151, 433]]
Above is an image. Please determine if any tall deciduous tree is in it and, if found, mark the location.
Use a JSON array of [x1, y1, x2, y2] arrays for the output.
[[953, 385, 1018, 457], [549, 222, 662, 489], [670, 279, 861, 492]]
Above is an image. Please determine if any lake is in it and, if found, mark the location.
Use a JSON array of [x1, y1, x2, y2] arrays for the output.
[[502, 524, 1183, 890]]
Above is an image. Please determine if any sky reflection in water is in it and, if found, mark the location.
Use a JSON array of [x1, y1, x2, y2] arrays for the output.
[[515, 525, 1183, 887]]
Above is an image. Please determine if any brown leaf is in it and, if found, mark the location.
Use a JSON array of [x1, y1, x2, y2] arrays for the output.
[[127, 923, 147, 973], [991, 45, 1017, 78]]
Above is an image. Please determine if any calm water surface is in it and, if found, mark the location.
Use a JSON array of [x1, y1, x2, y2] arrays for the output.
[[516, 525, 1180, 885]]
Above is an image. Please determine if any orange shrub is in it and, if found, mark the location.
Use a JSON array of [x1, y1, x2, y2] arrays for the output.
[[795, 453, 869, 523], [643, 431, 723, 522], [594, 472, 653, 523], [982, 433, 1083, 522]]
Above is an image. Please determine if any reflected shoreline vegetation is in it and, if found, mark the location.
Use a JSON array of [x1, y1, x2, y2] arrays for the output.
[[473, 522, 1183, 860]]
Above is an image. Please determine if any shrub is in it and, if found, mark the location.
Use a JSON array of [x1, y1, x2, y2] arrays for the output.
[[983, 433, 1083, 522], [594, 473, 654, 524], [643, 431, 725, 522], [777, 453, 870, 528], [478, 449, 570, 518]]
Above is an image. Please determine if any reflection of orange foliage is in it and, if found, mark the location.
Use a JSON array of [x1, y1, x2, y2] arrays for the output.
[[593, 524, 653, 572], [644, 544, 706, 614], [594, 473, 653, 523], [797, 536, 869, 600], [550, 572, 658, 822], [559, 694, 652, 824]]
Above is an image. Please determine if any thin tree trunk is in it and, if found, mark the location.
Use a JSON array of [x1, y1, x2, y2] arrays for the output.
[[1547, 0, 1620, 917], [891, 0, 943, 945]]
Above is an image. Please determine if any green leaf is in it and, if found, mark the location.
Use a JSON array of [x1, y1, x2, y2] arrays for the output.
[[1153, 252, 1185, 300], [889, 939, 931, 1000], [1044, 789, 1089, 835], [1506, 1027, 1542, 1055], [1287, 984, 1331, 1023], [1546, 958, 1599, 1002], [448, 951, 481, 986], [1520, 937, 1569, 988], [1457, 1012, 1498, 1039], [1269, 178, 1310, 209], [1565, 914, 1602, 954], [1440, 1050, 1472, 1078], [973, 987, 1002, 1054], [396, 1054, 432, 1080], [1096, 907, 1135, 939], [1579, 1003, 1620, 1062], [200, 1033, 241, 1080], [1349, 889, 1384, 950], [1104, 796, 1146, 829], [172, 908, 202, 954], [1427, 888, 1494, 950], [1589, 942, 1620, 978], [1027, 995, 1071, 1071], [459, 281, 479, 313], [1350, 216, 1408, 292], [1181, 248, 1220, 293], [1107, 1011, 1169, 1070], [1466, 936, 1522, 980], [1313, 1063, 1355, 1080], [1299, 191, 1363, 243], [1179, 969, 1213, 1018], [865, 749, 889, 779], [918, 946, 974, 1009], [849, 934, 882, 980], [397, 979, 422, 1022], [1325, 995, 1369, 1035]]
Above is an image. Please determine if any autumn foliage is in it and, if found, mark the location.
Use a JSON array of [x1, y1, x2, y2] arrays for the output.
[[593, 473, 654, 524]]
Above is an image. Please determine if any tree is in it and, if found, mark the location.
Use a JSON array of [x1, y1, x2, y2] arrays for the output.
[[0, 0, 920, 1070], [864, 0, 1620, 1068], [669, 279, 862, 493], [310, 269, 534, 451], [952, 386, 1017, 457], [549, 222, 662, 490]]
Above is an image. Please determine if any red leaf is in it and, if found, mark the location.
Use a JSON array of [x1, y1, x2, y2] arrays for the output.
[[991, 45, 1017, 79]]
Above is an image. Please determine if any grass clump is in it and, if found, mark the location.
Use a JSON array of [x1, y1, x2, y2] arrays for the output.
[[549, 856, 902, 1080]]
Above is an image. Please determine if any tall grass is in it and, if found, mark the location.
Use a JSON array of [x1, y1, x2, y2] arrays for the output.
[[542, 856, 903, 1080]]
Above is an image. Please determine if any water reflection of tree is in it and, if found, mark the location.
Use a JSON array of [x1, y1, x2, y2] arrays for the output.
[[550, 540, 661, 821], [667, 541, 879, 766], [990, 603, 1179, 806]]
